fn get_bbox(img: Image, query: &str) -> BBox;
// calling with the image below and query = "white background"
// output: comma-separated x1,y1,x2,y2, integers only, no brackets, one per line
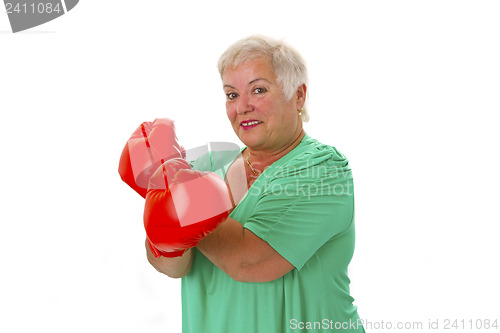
1,1,499,332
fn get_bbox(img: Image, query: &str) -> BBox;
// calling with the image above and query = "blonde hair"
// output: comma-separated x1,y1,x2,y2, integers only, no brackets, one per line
218,35,310,122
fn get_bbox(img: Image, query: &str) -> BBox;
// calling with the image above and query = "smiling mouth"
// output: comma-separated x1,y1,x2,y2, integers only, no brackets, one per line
240,120,263,128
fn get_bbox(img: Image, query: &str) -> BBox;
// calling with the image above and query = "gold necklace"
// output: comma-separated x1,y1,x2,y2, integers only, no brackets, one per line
245,154,258,175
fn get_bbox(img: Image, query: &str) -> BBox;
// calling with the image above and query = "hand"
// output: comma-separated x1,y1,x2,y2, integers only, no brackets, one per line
118,118,184,198
144,158,233,257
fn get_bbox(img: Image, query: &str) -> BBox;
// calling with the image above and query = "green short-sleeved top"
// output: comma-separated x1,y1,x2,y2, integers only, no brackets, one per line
182,134,364,333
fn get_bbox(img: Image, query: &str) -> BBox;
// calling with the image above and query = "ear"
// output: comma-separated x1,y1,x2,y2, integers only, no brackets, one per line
295,84,307,109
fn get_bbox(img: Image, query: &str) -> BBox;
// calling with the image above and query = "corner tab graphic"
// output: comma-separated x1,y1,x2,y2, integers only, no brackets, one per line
4,0,79,33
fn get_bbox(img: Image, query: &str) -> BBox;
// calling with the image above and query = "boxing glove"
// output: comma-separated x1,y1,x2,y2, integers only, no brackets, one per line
118,118,184,198
144,158,233,258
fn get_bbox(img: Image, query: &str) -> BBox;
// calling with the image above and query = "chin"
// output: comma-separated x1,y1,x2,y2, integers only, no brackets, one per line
237,133,253,145
236,127,266,148
241,138,263,149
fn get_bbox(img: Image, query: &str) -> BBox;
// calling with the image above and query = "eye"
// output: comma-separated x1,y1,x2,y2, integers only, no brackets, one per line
226,92,238,100
253,87,267,94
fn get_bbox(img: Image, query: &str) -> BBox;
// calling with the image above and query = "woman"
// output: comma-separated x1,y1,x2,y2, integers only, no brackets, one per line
147,35,365,333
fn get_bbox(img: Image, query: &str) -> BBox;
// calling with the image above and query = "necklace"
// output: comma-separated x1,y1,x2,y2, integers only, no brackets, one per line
245,154,259,175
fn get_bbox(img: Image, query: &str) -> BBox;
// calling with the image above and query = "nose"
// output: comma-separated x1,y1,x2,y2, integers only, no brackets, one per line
236,94,255,115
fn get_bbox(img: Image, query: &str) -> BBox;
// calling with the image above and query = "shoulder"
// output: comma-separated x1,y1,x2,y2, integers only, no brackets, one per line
299,135,348,163
189,143,242,173
272,135,350,180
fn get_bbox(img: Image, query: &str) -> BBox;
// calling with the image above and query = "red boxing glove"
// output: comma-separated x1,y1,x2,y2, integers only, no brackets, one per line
144,158,233,258
118,118,184,198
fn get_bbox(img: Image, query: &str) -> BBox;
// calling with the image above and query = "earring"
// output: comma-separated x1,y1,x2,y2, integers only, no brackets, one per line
298,108,303,116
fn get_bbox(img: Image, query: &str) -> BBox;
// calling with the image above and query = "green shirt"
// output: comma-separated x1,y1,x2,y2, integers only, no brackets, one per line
182,135,364,333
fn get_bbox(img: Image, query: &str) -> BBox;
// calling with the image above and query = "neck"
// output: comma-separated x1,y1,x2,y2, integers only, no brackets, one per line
246,129,306,171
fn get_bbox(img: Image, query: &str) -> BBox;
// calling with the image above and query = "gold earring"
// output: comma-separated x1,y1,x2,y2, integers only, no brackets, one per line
298,108,303,116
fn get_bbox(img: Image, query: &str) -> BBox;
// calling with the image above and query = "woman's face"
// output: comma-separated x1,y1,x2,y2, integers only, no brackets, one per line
222,57,304,153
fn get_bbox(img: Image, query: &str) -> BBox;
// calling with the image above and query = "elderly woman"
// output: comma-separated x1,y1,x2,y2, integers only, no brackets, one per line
145,35,364,333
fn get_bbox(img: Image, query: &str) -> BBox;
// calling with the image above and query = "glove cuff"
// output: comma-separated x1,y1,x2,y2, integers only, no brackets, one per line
147,238,186,258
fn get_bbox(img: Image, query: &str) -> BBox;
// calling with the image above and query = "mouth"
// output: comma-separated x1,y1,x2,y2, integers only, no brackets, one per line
240,120,263,130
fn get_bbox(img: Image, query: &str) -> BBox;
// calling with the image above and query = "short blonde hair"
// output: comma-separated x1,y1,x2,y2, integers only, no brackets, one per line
218,35,310,122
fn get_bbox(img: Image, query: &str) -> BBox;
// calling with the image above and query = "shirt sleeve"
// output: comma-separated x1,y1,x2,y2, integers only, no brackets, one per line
190,147,241,175
243,150,355,270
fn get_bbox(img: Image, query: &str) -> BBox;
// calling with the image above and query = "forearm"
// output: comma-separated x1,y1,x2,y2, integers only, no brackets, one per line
196,219,247,279
197,218,295,282
145,240,193,278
